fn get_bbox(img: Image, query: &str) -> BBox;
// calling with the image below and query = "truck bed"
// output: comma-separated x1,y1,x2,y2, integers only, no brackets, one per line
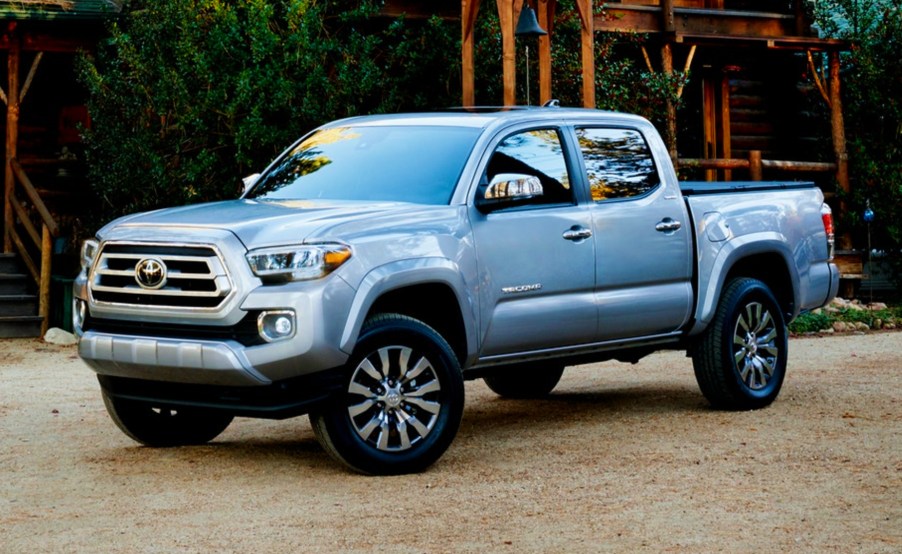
679,181,819,196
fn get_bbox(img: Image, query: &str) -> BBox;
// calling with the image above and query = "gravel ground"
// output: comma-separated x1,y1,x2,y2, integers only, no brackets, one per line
0,332,899,553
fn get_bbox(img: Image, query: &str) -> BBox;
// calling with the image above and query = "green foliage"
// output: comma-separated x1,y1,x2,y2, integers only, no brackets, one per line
789,311,834,334
812,0,902,285
789,305,901,334
78,0,459,225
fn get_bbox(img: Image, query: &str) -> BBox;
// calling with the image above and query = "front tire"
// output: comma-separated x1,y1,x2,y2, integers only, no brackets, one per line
692,277,788,410
101,388,234,446
310,314,464,475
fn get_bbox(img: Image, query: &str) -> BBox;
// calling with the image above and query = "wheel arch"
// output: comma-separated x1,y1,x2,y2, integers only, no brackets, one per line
691,235,800,335
339,259,476,367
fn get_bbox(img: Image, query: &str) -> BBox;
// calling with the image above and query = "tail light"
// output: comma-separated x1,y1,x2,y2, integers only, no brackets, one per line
821,204,835,261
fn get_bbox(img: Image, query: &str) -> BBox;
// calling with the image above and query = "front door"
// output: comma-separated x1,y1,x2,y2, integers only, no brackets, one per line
470,128,597,357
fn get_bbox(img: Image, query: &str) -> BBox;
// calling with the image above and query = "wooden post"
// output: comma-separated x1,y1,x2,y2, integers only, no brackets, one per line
661,0,677,165
462,0,481,106
720,72,732,181
661,0,675,33
496,0,518,106
703,77,716,181
4,33,20,253
749,150,763,181
794,0,807,36
537,0,556,105
829,50,851,250
573,0,594,108
39,224,51,336
662,44,677,165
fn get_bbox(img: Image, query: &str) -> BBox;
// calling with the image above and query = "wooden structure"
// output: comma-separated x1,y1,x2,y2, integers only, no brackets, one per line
388,0,855,287
1,1,120,335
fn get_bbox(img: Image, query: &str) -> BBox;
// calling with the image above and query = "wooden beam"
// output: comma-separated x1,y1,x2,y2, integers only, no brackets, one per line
807,51,830,106
10,194,39,248
39,223,52,336
720,71,731,180
662,0,676,34
496,0,517,106
596,5,800,39
829,50,851,251
702,77,716,180
19,51,42,105
749,150,762,181
662,43,677,164
537,0,556,104
574,0,594,108
4,35,19,252
10,159,59,237
461,0,481,106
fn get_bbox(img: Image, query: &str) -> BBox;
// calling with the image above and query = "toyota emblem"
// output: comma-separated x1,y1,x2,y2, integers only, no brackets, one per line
135,258,167,290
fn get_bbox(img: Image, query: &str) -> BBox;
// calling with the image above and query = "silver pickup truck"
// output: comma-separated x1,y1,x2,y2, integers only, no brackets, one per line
74,107,838,474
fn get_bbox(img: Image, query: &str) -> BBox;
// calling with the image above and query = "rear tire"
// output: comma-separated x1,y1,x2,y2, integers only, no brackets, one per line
310,314,464,475
101,388,233,446
483,362,565,399
692,277,788,410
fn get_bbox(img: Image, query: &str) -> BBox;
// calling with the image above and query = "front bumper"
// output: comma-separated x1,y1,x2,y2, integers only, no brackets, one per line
97,371,345,419
79,331,271,387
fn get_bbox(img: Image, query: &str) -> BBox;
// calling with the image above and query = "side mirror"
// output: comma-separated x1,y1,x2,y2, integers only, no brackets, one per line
242,173,261,194
475,173,544,213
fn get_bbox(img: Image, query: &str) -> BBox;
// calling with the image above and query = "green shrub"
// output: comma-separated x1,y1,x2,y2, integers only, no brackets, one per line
77,0,459,226
813,0,902,286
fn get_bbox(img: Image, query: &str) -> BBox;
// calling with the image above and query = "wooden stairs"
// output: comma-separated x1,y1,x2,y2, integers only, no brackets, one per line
0,253,42,338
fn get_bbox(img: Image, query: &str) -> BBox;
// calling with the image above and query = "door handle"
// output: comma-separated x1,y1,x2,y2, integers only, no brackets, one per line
655,218,682,233
562,226,593,241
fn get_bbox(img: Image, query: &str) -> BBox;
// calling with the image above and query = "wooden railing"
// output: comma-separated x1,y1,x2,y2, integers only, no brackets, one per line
679,150,837,181
5,157,59,335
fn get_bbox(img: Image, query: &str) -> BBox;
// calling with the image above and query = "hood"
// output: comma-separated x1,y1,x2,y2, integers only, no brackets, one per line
109,199,422,248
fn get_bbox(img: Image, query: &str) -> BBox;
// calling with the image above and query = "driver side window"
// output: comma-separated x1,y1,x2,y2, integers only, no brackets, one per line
485,129,574,206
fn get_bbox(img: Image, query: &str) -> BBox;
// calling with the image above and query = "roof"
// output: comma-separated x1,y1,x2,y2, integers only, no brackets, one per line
329,106,651,130
0,0,121,21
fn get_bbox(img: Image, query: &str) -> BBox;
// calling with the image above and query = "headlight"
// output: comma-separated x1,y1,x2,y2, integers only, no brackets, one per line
246,243,352,282
80,239,99,273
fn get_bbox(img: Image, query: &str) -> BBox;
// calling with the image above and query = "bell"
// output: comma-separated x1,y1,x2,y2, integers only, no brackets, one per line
515,3,547,38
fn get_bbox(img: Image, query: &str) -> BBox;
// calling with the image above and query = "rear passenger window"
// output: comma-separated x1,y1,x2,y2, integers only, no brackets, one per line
576,128,660,202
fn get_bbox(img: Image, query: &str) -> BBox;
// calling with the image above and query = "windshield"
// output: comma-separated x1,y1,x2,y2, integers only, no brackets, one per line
247,125,481,205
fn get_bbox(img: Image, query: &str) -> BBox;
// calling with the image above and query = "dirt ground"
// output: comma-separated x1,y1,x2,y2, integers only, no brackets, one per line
0,332,899,553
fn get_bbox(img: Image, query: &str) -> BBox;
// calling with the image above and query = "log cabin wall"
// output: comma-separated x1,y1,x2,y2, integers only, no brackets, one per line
676,49,832,182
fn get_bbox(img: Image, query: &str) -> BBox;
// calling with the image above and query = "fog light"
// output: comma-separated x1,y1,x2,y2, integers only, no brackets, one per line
73,298,87,331
258,310,296,342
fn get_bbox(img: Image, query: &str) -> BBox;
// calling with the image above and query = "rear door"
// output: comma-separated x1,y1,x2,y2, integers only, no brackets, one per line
470,127,597,357
574,125,693,340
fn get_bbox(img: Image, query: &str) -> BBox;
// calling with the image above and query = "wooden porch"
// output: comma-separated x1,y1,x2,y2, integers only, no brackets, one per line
1,4,118,336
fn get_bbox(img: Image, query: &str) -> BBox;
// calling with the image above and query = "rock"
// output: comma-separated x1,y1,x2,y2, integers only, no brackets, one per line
44,328,77,346
821,327,835,334
885,322,897,330
854,322,870,332
833,321,847,332
825,306,840,314
867,302,888,311
830,297,848,308
874,319,883,330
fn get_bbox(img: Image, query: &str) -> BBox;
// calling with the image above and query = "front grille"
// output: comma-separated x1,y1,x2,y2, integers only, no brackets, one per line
90,242,233,309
